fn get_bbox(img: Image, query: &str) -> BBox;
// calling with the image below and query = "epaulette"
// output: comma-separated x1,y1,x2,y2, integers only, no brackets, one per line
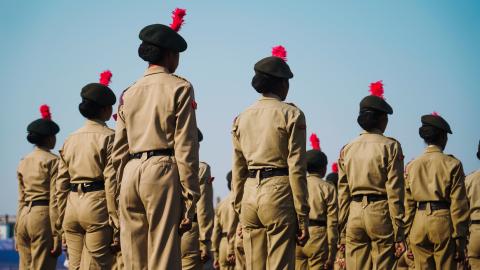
386,136,401,144
447,154,459,160
172,74,189,83
286,102,297,108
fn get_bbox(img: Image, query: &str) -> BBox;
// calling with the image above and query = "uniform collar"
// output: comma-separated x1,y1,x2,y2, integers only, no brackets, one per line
85,119,107,127
34,146,50,153
360,129,384,136
144,66,170,77
424,145,443,154
259,93,282,101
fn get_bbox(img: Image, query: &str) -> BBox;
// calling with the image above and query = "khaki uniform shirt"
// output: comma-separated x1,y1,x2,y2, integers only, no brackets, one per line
56,119,118,236
466,170,480,221
16,147,59,237
212,192,237,259
197,161,214,252
404,145,469,239
231,94,309,228
338,130,405,242
307,173,339,259
111,66,200,220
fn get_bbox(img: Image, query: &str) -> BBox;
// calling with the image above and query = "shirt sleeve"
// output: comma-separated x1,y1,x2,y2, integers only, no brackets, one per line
450,162,469,239
385,141,406,242
286,110,309,229
197,164,214,253
104,134,119,239
403,163,416,240
111,102,130,198
174,83,200,221
55,147,71,237
15,162,26,240
211,204,222,261
337,147,350,244
48,158,60,237
231,116,249,215
326,184,339,262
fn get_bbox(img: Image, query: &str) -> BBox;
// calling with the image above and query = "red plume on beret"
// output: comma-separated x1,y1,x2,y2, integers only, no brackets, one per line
99,70,112,86
310,133,321,150
331,162,338,173
170,8,186,32
432,111,440,116
369,80,385,99
272,45,287,61
40,104,52,120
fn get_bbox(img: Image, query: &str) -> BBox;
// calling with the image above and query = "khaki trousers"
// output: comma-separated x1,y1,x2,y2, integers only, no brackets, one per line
235,231,246,270
112,251,124,270
409,208,455,270
241,176,297,270
217,236,235,270
63,189,113,270
181,221,201,270
346,199,396,270
295,226,328,270
469,223,480,269
119,155,182,270
16,205,58,270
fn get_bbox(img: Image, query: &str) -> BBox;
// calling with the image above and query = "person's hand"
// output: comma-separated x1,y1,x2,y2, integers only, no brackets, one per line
50,236,62,257
227,254,236,266
213,259,220,269
110,236,121,253
336,258,346,269
178,218,192,235
237,225,243,239
15,242,18,252
454,238,466,262
200,248,211,263
395,241,406,258
296,227,309,247
407,249,414,260
338,243,345,253
323,259,333,270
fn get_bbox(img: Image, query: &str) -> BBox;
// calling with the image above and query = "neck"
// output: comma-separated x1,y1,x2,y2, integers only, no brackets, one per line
262,92,282,100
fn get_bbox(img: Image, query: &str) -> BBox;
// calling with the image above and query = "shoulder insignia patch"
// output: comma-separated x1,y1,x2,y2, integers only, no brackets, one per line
191,100,198,110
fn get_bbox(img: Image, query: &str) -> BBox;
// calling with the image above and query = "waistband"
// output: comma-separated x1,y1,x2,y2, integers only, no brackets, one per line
248,168,289,180
221,232,227,238
130,149,174,159
471,220,480,225
351,194,387,202
28,200,49,207
70,181,105,193
418,201,449,211
309,219,327,227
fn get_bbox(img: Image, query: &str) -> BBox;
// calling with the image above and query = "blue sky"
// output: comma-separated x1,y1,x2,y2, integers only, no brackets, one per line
0,1,479,213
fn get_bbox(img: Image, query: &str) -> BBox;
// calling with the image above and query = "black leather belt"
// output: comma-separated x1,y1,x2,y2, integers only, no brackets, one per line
418,201,449,211
70,182,105,193
471,220,480,225
221,232,227,238
309,219,327,227
130,149,174,159
192,214,198,223
352,194,387,202
30,200,49,207
248,168,289,179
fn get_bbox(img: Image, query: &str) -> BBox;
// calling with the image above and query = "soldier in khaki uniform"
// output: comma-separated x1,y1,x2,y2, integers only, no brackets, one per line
338,81,406,269
182,129,215,269
55,71,119,270
296,134,338,270
16,105,62,270
212,171,237,270
111,8,200,270
404,113,469,269
466,141,480,269
231,45,310,270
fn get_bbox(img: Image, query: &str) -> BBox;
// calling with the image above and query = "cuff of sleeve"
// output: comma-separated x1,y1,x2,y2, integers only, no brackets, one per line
297,215,309,230
200,240,211,253
340,236,346,245
394,227,405,242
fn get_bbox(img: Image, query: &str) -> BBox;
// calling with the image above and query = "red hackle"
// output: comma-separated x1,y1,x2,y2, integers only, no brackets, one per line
332,162,338,173
369,80,385,99
40,104,52,120
310,133,321,150
170,8,186,32
272,45,287,61
99,70,112,86
432,111,440,116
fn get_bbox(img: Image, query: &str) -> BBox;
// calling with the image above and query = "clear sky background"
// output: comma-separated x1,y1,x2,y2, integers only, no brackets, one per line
0,1,479,214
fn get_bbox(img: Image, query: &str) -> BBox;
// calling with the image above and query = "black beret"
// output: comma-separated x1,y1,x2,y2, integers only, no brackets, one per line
359,95,393,115
306,150,328,171
198,128,203,142
325,172,338,185
81,83,116,106
477,140,480,160
421,114,452,134
139,24,187,53
226,171,232,183
254,56,293,79
27,119,59,136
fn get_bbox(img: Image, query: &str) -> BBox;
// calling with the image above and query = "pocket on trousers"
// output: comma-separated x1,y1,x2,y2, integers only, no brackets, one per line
428,211,452,245
366,201,393,239
258,176,295,224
